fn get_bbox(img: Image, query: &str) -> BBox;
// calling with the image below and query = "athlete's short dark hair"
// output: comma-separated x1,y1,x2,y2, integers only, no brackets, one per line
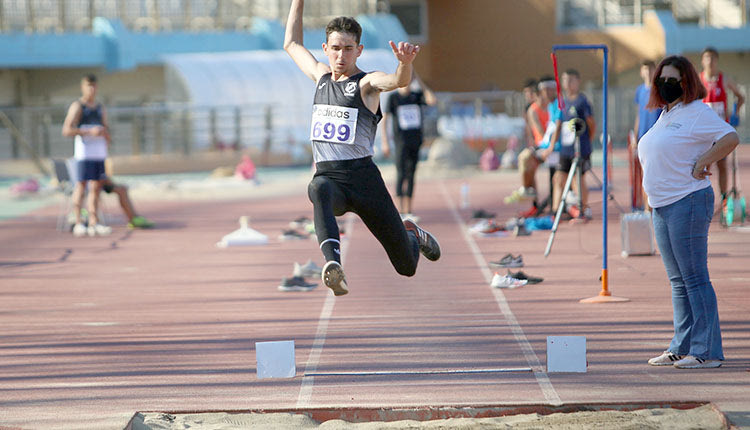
524,78,538,92
701,46,719,58
564,69,580,78
326,16,362,44
82,74,97,84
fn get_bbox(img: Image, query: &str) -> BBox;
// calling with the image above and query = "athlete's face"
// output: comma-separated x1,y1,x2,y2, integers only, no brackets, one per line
540,86,555,104
81,80,97,99
640,65,654,84
562,73,579,94
701,52,717,71
523,87,535,104
323,31,362,75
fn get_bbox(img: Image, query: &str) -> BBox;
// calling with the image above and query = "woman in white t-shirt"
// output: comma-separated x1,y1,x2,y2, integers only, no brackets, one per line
638,56,738,369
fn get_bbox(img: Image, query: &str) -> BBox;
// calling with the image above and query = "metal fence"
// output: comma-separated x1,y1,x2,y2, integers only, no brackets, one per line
0,0,380,33
1,87,747,164
0,103,314,163
558,0,749,28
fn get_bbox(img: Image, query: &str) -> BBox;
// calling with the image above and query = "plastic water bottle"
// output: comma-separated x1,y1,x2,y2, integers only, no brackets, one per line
460,182,470,209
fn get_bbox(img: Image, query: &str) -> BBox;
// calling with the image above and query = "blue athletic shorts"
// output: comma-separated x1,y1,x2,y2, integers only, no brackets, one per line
76,159,106,181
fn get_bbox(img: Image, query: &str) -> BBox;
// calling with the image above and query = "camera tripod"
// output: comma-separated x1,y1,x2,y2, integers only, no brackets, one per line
544,118,587,257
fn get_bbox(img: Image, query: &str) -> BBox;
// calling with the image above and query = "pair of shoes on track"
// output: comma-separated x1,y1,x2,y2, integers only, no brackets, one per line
73,223,112,237
278,260,324,292
490,270,544,288
648,351,722,368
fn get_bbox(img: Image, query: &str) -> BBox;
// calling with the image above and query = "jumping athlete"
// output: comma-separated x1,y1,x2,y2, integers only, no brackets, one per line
283,0,441,296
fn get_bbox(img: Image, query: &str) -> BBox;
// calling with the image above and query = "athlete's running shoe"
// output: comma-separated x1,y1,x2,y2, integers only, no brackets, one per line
490,273,527,289
513,223,531,237
72,223,87,237
277,276,317,292
278,229,308,240
128,215,155,229
472,209,496,219
403,219,441,261
293,260,323,278
289,216,311,229
489,253,523,268
504,187,536,204
507,270,544,284
322,261,348,296
87,224,112,237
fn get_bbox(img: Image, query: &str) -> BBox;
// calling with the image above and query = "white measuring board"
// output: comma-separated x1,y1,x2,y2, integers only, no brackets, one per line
256,340,296,379
547,336,587,373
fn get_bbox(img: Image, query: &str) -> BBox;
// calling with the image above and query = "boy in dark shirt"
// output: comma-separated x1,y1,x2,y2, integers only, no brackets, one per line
553,69,596,218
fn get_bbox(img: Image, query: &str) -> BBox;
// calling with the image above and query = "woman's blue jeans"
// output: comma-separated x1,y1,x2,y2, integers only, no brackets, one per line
652,186,723,360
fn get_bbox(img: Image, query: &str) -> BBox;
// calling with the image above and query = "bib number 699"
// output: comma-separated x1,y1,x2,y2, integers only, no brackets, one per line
313,121,351,142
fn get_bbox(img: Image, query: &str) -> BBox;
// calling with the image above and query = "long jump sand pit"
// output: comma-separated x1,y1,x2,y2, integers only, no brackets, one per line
127,402,729,429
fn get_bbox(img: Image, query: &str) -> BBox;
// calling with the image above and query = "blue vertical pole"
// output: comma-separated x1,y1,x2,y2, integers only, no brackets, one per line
551,44,611,294
602,46,609,291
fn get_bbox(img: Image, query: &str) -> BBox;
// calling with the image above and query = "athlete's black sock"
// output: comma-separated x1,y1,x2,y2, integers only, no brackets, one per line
320,238,341,264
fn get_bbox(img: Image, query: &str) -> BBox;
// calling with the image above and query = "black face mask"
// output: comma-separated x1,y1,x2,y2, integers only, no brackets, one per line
657,80,683,103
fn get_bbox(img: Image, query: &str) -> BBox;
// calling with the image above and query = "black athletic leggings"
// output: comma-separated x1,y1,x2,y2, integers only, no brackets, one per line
394,140,421,198
308,156,419,277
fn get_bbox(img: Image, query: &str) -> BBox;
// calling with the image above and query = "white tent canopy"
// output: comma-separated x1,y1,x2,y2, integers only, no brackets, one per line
163,50,398,154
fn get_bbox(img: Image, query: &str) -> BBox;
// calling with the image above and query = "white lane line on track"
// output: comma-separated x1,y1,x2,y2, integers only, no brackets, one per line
439,181,563,406
305,367,532,376
296,213,355,408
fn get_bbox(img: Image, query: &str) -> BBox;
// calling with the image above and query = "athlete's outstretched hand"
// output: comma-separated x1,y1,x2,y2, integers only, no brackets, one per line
389,40,420,64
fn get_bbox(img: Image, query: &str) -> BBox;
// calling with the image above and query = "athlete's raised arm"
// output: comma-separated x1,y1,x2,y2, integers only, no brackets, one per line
283,0,330,82
362,41,419,95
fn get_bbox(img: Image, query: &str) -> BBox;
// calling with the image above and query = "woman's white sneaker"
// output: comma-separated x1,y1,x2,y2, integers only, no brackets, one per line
647,351,684,366
673,356,722,369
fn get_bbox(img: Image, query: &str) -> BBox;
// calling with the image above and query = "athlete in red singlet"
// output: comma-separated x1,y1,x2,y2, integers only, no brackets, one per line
700,47,745,203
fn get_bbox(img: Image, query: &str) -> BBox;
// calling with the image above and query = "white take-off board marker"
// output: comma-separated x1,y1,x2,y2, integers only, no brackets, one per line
547,336,587,373
256,340,296,379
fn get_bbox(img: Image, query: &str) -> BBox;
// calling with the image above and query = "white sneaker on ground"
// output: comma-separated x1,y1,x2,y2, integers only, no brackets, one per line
322,261,348,296
72,223,87,237
647,350,684,366
673,355,722,369
87,224,112,237
490,273,527,289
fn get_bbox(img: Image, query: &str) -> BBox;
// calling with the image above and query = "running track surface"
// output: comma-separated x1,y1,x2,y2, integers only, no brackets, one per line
1,147,749,429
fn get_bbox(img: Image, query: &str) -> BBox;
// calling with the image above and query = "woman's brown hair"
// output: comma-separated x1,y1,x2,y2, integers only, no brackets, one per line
647,55,707,109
